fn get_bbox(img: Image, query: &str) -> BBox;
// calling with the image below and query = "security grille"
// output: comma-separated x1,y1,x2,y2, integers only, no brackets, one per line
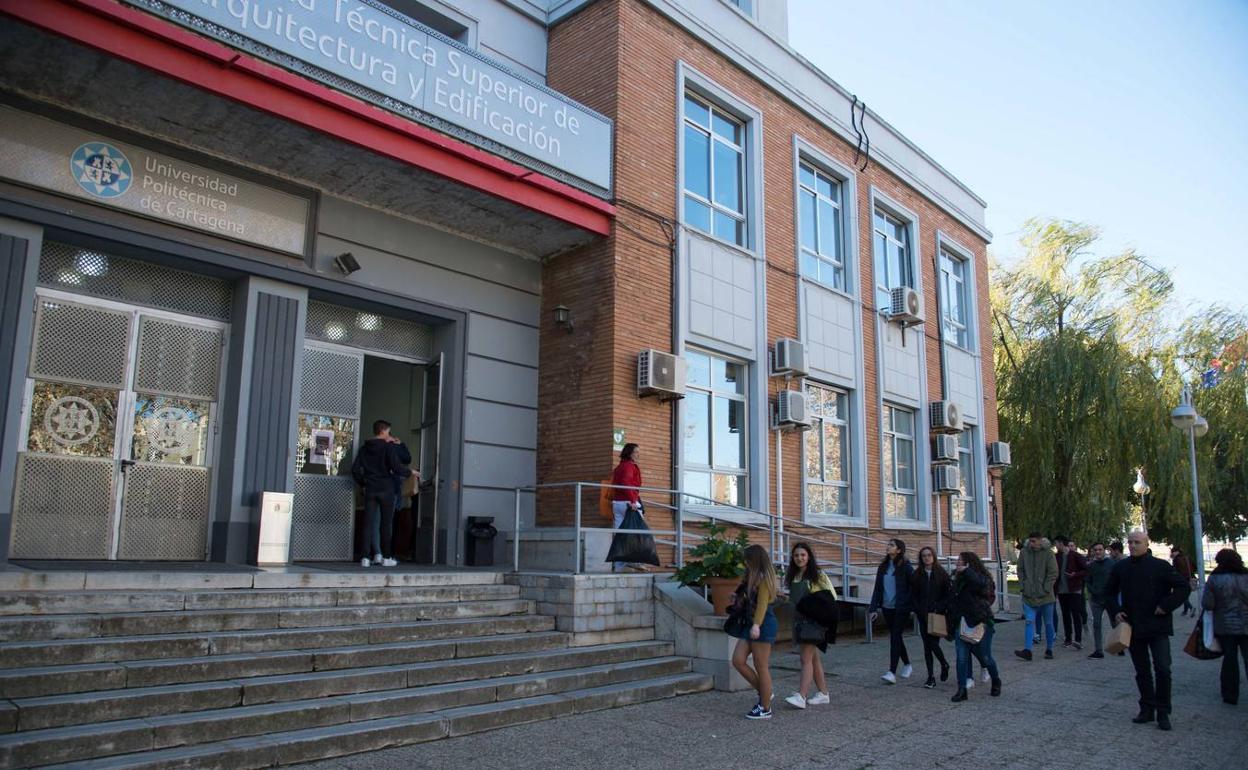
299,346,362,418
290,475,356,561
38,241,232,321
305,301,432,361
10,454,115,559
134,317,223,400
30,300,130,388
117,464,211,560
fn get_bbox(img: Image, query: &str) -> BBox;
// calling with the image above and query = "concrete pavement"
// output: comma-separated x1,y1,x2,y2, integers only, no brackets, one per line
289,613,1245,770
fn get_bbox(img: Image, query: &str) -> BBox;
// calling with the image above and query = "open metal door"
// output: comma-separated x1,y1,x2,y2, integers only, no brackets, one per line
414,354,442,564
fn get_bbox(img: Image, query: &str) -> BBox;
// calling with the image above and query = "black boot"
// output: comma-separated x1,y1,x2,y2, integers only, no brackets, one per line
1157,713,1172,731
951,689,968,703
990,678,1002,697
1132,708,1155,724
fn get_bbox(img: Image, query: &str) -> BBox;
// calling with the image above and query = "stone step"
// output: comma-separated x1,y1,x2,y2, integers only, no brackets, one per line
0,570,507,594
3,631,569,700
0,599,537,667
20,672,711,770
0,583,521,622
10,641,675,730
0,615,557,699
0,658,693,768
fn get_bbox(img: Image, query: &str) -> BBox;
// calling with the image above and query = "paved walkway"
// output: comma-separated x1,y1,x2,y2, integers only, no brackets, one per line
292,613,1245,770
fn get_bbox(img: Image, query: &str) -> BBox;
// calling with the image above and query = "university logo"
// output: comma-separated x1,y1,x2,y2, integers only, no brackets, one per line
70,142,133,198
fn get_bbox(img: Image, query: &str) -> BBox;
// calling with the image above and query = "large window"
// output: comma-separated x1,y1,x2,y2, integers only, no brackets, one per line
873,207,913,308
953,428,979,525
683,93,747,247
683,350,748,506
939,248,970,348
882,404,918,520
805,383,850,517
798,162,845,290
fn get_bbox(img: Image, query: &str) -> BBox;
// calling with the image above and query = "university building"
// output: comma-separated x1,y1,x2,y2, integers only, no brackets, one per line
0,0,1002,572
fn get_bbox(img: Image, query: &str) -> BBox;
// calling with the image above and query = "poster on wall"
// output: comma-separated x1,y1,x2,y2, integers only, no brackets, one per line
310,429,336,470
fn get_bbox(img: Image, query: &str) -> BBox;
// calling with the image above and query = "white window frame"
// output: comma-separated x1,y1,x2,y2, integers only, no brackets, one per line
797,160,847,292
869,191,919,310
803,381,852,520
882,402,919,522
723,0,756,18
682,92,747,248
935,231,978,352
950,423,988,532
939,247,970,350
682,349,750,509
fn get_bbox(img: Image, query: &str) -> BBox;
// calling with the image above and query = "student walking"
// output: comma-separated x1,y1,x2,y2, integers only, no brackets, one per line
1171,546,1196,616
1201,548,1248,705
868,539,915,684
729,544,779,719
1015,533,1058,661
1055,536,1088,649
1086,541,1117,658
783,543,834,709
351,420,404,568
1106,529,1190,731
948,551,1001,702
910,546,951,689
609,443,643,572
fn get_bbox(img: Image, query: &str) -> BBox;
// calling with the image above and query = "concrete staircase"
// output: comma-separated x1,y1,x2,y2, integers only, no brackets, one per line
0,571,711,769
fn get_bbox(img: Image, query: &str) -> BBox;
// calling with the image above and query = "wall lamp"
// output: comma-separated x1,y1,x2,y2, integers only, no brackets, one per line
333,252,361,276
553,304,574,333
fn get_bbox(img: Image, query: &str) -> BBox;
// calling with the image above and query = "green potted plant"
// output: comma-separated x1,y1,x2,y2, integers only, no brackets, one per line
672,522,751,614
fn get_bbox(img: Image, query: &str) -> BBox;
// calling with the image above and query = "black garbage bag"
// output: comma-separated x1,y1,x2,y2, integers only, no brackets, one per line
605,506,660,566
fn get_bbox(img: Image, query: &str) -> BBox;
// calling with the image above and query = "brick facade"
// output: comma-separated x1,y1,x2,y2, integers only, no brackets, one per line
540,0,1001,561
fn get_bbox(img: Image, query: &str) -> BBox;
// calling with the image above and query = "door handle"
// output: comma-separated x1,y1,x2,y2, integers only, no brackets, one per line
120,460,136,470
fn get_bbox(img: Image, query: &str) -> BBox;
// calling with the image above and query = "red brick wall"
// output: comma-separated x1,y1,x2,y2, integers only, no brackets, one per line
544,0,1001,559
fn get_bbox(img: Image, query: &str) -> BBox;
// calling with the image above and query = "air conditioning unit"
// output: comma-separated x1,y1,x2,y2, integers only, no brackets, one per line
776,390,811,428
987,441,1012,468
887,286,923,325
929,400,964,434
932,464,961,495
931,434,958,464
637,349,686,399
772,338,809,377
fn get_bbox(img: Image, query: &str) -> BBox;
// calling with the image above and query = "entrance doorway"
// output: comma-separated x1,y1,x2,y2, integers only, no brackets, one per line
10,291,225,560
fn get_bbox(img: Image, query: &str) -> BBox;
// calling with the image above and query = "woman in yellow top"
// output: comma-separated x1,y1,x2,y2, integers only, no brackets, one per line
783,542,836,709
730,544,779,719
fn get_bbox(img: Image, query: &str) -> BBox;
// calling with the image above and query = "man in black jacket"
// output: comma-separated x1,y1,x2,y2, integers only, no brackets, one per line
1106,529,1191,731
351,420,404,568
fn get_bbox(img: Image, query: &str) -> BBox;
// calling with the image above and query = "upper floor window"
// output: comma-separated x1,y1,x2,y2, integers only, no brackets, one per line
683,350,748,506
798,162,845,291
939,248,970,348
805,382,851,517
873,208,913,308
725,0,755,14
882,403,918,520
953,428,979,525
683,94,746,247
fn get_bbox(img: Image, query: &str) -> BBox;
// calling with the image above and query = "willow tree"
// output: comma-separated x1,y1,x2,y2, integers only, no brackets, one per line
992,218,1174,544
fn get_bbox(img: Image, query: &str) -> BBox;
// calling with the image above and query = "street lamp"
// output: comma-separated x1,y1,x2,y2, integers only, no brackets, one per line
1170,386,1207,591
1133,468,1150,530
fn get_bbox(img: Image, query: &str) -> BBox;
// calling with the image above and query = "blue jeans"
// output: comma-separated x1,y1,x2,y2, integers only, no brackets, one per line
1023,602,1056,651
956,623,999,685
363,489,395,559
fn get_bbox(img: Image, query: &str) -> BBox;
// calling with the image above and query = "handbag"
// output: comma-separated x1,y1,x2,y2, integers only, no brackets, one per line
795,618,827,644
958,618,984,644
1202,610,1222,653
722,583,753,638
1105,620,1132,654
927,612,948,637
1183,614,1223,660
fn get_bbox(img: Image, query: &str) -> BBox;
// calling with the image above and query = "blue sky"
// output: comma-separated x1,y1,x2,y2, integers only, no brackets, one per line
788,0,1248,311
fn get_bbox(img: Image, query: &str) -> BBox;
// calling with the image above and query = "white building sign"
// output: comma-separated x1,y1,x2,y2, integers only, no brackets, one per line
127,0,613,192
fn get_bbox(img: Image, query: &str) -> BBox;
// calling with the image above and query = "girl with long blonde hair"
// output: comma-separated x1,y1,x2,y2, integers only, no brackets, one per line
729,544,779,719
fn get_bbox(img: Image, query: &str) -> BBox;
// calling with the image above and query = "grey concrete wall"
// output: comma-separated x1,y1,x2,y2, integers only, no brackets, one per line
0,220,42,561
314,197,540,553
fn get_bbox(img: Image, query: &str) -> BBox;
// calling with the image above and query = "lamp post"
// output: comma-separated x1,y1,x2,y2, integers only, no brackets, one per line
1133,468,1150,531
1169,386,1208,591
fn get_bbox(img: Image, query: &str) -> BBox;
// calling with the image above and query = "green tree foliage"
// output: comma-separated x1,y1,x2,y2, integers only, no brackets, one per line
992,219,1247,549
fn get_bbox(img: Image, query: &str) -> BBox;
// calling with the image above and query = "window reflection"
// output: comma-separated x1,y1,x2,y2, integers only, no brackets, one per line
296,414,356,475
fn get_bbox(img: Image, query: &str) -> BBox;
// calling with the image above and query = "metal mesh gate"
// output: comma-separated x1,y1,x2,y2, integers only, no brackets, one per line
299,346,361,417
30,300,130,387
135,318,223,400
11,455,115,559
290,475,357,561
118,464,211,560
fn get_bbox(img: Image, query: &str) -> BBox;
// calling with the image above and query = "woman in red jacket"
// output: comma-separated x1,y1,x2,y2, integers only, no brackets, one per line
610,443,643,572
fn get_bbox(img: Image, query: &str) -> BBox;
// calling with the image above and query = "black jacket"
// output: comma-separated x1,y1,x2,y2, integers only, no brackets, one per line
1105,551,1190,638
351,438,403,493
869,558,915,613
795,590,840,647
910,566,952,614
947,567,995,631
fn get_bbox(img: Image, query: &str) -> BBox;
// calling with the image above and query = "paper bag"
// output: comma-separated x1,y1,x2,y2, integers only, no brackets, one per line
1105,620,1132,654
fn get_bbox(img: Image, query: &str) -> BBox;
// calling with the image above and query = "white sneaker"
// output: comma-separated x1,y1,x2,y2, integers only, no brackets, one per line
785,693,806,709
881,671,897,684
982,669,992,683
899,663,913,679
360,557,370,568
966,678,975,689
373,554,383,564
807,692,830,705
382,558,397,567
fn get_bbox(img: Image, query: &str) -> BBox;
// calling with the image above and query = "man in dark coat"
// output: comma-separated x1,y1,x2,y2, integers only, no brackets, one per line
1106,529,1191,731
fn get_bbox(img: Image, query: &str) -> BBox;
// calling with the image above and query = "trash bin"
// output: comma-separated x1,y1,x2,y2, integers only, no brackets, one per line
465,516,498,567
256,492,294,566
